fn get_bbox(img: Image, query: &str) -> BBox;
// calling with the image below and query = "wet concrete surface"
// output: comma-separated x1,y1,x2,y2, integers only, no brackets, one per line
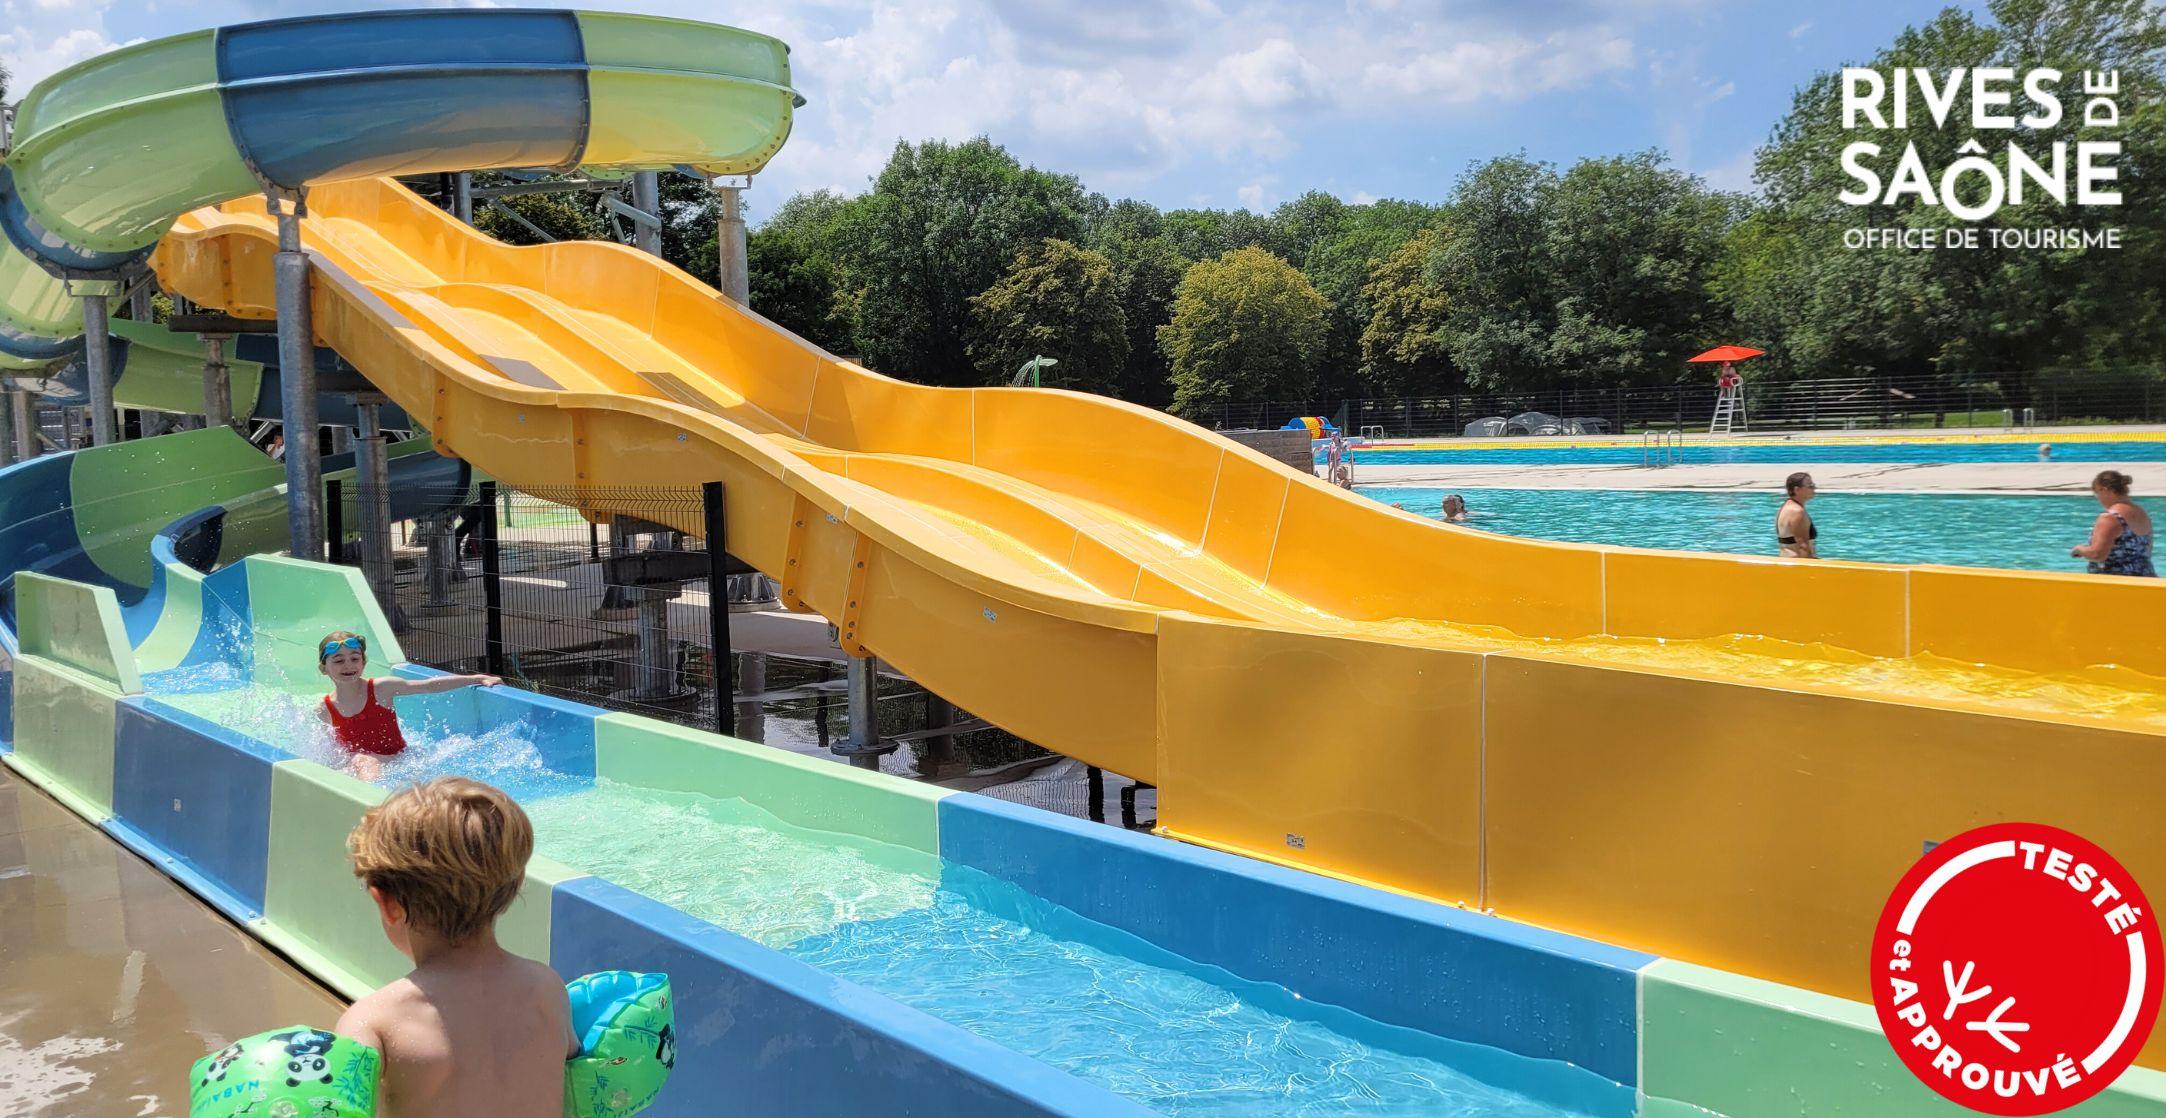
0,765,343,1117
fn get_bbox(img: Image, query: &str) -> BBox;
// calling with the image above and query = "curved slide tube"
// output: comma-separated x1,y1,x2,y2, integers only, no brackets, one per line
35,317,415,430
8,8,2162,1060
0,425,465,664
0,8,798,363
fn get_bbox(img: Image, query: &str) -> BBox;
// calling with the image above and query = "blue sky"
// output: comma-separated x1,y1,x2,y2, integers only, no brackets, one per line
4,0,1972,220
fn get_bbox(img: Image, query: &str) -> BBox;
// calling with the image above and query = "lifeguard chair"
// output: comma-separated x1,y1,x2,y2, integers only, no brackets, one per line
1688,345,1764,435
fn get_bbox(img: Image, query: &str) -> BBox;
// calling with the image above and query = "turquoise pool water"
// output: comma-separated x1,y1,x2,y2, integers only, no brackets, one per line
1345,438,2166,466
530,781,1627,1117
1359,486,2149,571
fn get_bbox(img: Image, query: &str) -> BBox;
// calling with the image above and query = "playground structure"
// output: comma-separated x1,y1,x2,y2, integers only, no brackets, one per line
1,9,2164,1114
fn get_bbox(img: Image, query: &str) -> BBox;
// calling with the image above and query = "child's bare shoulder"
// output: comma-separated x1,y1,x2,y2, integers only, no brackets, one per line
335,976,428,1042
510,956,571,1005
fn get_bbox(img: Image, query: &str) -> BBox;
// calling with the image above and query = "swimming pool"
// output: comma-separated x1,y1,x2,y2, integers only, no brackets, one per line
1346,437,2166,466
1359,486,2148,572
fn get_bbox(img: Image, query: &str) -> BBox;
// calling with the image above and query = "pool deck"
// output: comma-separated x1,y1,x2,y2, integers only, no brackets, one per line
1355,460,2121,494
0,764,345,1117
1352,422,2166,493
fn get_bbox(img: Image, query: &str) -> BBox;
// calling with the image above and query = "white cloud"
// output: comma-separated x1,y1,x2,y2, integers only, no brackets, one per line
1,0,123,96
4,0,1724,215
1361,28,1636,102
1789,21,1812,39
1704,79,1735,105
1698,145,1759,194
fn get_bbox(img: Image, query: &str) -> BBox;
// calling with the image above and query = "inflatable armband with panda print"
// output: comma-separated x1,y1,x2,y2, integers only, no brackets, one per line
187,972,672,1118
563,971,676,1118
188,1026,379,1118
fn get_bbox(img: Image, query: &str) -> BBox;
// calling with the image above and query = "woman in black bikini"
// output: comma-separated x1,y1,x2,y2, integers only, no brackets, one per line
1777,472,1818,558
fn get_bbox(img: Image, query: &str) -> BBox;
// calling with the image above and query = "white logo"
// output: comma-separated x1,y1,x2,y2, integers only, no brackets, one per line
1838,67,2124,250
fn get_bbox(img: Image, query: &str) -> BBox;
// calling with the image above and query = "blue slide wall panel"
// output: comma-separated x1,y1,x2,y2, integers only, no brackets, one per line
108,697,279,920
937,793,1651,1087
550,875,1153,1118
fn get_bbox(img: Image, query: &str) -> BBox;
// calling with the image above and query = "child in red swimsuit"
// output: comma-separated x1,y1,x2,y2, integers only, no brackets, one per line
318,631,502,781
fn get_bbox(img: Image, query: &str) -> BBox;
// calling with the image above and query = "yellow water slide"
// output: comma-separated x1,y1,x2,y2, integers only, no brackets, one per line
152,179,2166,1061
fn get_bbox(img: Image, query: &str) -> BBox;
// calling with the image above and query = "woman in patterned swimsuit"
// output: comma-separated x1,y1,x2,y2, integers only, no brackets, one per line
2071,470,2156,577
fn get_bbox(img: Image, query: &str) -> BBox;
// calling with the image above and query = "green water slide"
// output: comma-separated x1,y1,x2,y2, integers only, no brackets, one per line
0,10,797,366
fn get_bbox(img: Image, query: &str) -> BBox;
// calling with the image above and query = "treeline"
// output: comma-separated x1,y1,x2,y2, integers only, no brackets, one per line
473,0,2164,414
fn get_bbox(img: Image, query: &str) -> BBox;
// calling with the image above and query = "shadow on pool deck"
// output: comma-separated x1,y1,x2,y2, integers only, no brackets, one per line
0,765,344,1117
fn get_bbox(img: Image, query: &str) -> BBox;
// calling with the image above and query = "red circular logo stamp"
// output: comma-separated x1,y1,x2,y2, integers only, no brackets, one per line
1873,823,2162,1115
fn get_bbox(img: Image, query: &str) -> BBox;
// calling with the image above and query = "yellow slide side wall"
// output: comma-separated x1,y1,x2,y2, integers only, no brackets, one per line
1155,621,2166,1070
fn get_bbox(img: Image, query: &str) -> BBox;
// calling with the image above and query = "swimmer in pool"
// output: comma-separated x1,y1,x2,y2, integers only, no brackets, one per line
1776,472,1818,558
319,631,500,781
2040,443,2054,461
1440,494,1468,523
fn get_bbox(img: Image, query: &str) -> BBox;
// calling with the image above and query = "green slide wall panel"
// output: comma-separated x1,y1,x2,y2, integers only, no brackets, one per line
7,656,123,820
14,572,141,692
68,426,283,592
261,760,578,1001
134,562,206,674
243,556,406,694
1640,959,2166,1116
106,318,268,417
593,713,948,856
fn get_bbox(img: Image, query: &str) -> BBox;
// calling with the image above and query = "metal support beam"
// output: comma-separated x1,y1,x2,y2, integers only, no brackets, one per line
201,334,235,429
843,654,882,770
14,392,36,460
81,292,116,445
0,389,17,467
270,190,324,560
454,172,473,223
632,589,677,698
421,513,457,609
713,181,748,303
484,199,560,243
629,171,663,256
354,396,406,630
479,480,505,677
702,480,737,735
328,425,353,455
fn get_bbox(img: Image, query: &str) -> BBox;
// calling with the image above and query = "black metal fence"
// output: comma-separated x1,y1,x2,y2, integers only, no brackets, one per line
353,481,740,729
1198,368,2166,438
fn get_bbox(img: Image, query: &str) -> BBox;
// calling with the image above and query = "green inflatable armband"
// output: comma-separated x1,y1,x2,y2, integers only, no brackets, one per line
189,1026,379,1118
564,971,675,1118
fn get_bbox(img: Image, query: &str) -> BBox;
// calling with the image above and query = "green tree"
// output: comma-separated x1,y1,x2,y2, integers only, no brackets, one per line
743,190,857,351
1092,233,1188,405
833,138,1092,384
1298,198,1445,395
1359,229,1455,395
1544,152,1736,385
1160,208,1276,261
1158,246,1330,417
966,239,1129,395
1432,155,1560,390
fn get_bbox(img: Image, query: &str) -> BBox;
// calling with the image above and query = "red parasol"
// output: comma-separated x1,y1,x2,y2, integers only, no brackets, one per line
1688,345,1765,363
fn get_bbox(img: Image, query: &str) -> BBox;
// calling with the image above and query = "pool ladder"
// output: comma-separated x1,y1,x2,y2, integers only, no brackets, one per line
1641,429,1683,468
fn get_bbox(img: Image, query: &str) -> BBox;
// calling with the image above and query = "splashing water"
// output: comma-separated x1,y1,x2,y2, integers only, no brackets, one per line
151,676,584,799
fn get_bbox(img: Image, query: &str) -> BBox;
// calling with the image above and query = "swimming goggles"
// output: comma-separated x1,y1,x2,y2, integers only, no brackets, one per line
320,635,366,661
